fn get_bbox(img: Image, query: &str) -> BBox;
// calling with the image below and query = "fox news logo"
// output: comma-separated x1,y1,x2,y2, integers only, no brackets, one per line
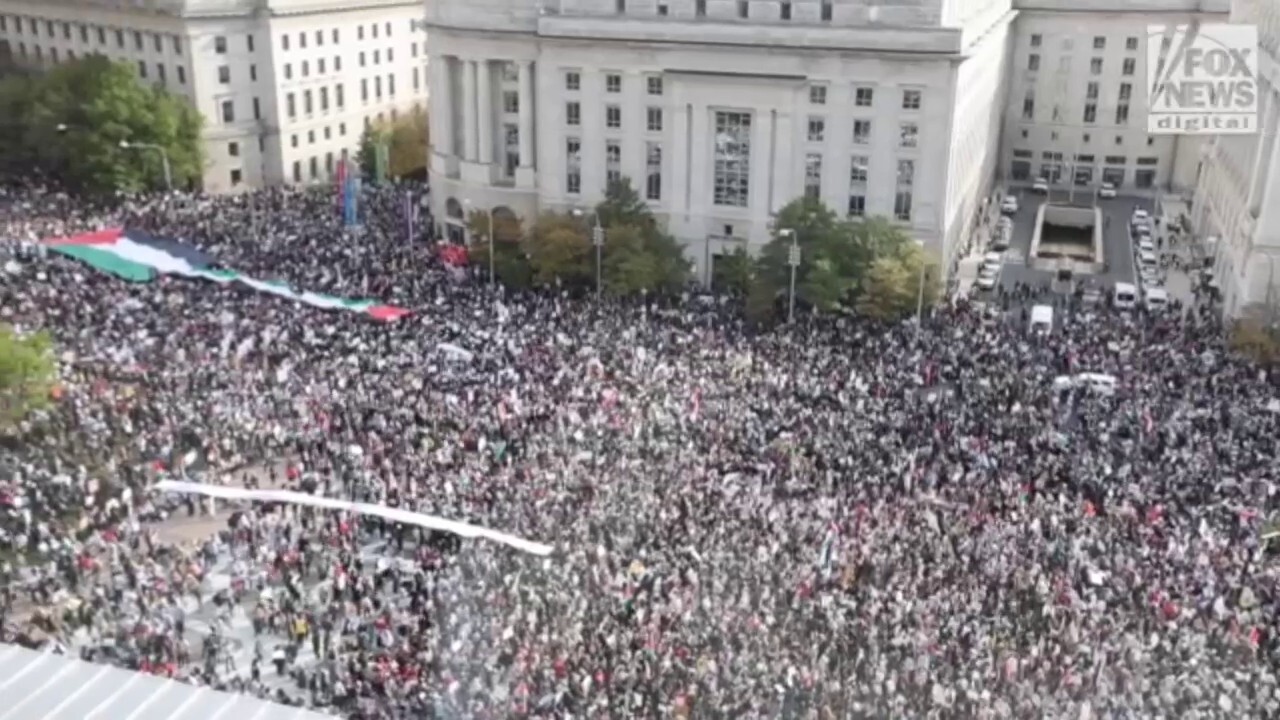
1147,23,1258,135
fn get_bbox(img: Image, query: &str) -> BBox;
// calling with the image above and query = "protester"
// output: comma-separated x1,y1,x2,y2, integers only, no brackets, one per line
1,181,1279,719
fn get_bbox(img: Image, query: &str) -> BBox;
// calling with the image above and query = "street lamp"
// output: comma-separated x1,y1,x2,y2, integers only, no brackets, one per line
118,140,173,191
780,228,799,324
463,198,495,286
572,208,605,299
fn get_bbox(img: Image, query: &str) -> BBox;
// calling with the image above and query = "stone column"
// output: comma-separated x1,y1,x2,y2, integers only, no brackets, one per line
462,60,478,162
476,60,494,165
430,56,453,157
518,61,535,170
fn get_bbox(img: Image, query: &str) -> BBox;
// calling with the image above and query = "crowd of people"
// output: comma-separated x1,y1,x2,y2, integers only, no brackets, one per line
1,181,1279,719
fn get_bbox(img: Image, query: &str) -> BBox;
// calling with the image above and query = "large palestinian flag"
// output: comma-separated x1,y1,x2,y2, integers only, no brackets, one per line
46,228,409,321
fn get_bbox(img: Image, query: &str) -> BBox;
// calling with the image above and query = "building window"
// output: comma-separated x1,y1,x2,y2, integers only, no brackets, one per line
503,90,519,114
1028,54,1040,71
566,137,581,194
1090,57,1103,75
713,111,751,207
359,52,366,67
134,30,142,50
228,141,240,157
325,152,334,174
605,140,621,185
361,79,368,102
1086,82,1098,100
230,168,242,185
647,107,663,132
566,101,581,126
304,90,313,114
302,61,309,77
388,74,395,97
647,76,663,95
177,66,186,84
852,119,871,145
1116,104,1129,124
292,161,301,182
737,0,748,18
820,1,832,20
357,25,364,40
248,64,257,81
336,85,344,107
310,157,318,179
854,87,873,107
1136,156,1159,166
333,29,339,43
606,73,621,93
214,35,226,53
809,85,827,105
137,60,147,78
282,33,290,50
287,93,296,118
316,30,323,46
847,194,866,217
902,89,921,110
894,159,914,221
848,156,868,216
1135,169,1155,188
253,97,261,119
1022,92,1035,120
320,87,329,111
1119,83,1132,101
1030,33,1041,47
566,71,580,91
646,142,662,200
218,65,230,83
157,64,166,84
696,0,706,15
1093,36,1105,50
606,105,622,129
247,34,255,52
504,124,519,177
807,117,825,142
1125,36,1138,51
299,31,307,49
308,130,315,144
1083,103,1097,123
284,64,292,80
1121,58,1135,76
899,122,918,148
221,100,235,123
804,153,822,200
291,134,299,148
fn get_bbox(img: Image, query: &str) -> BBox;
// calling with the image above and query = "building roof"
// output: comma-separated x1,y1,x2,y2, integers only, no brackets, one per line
0,644,331,720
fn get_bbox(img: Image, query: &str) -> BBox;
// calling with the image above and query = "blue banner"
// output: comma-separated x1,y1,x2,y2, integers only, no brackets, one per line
343,176,360,226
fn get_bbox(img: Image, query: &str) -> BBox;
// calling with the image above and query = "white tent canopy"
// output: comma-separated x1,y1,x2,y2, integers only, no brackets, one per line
0,643,329,720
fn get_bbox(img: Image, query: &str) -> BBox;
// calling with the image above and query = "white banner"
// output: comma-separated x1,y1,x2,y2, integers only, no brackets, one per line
154,480,554,556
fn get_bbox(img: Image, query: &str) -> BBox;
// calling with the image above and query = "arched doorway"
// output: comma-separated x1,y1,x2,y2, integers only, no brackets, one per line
445,197,465,244
490,206,521,242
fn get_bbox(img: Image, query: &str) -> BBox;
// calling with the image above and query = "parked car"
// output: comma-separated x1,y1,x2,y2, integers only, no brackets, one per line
1114,282,1138,310
1132,208,1150,223
1031,178,1050,194
1098,182,1118,199
1144,287,1170,312
982,252,1004,276
1001,196,1019,214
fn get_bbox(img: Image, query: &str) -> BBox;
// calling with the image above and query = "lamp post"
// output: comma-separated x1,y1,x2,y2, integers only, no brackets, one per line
781,228,799,324
572,208,605,299
914,239,929,336
464,199,495,285
119,140,173,191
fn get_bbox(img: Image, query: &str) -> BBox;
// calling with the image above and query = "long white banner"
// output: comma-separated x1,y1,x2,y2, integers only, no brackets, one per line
154,480,554,556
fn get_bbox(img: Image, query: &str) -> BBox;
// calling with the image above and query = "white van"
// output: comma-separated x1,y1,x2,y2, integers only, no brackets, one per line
1029,304,1053,334
1138,250,1158,268
1114,282,1138,310
1145,287,1169,312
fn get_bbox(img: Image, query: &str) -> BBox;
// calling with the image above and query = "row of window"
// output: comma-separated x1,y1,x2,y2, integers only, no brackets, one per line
1027,53,1138,76
1028,33,1147,53
615,0,838,22
1012,149,1160,167
279,21,407,52
807,117,919,149
10,44,192,86
808,85,921,112
1016,126,1159,150
807,155,915,220
1010,161,1159,189
0,15,183,55
1022,82,1135,126
564,70,662,94
281,69,422,121
564,138,664,200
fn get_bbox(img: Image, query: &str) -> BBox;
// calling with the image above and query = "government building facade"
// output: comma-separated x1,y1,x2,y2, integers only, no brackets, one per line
425,0,1015,283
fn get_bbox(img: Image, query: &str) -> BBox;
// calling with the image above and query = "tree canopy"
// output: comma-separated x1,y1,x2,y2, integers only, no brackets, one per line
751,198,940,322
0,325,56,432
358,105,429,182
468,179,690,295
0,55,204,193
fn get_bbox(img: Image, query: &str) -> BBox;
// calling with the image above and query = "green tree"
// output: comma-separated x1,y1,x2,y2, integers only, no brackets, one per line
712,247,755,296
754,197,859,314
593,179,690,294
358,105,430,181
856,241,941,321
6,56,203,193
467,210,533,288
0,325,56,432
526,213,593,287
